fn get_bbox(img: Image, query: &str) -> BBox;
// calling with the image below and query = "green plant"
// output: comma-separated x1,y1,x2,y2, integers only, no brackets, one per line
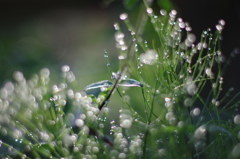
0,1,240,159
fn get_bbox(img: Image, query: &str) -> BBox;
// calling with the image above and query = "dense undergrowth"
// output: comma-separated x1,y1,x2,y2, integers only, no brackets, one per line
0,0,240,158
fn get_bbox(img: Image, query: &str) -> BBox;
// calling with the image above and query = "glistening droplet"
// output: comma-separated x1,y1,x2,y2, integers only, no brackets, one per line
120,13,128,20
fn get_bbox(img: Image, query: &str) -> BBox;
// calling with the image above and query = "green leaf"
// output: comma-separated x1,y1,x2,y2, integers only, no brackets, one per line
84,80,113,91
84,79,142,97
84,80,113,97
123,0,140,9
118,79,143,87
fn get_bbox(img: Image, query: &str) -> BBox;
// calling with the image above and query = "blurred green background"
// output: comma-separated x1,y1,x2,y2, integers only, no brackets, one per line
0,1,122,89
0,0,239,91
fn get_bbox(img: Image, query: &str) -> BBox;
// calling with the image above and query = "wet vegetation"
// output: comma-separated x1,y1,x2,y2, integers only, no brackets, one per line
0,0,240,158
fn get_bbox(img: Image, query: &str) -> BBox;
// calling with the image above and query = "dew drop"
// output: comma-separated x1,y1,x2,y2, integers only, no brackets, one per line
87,111,94,117
177,121,184,128
216,24,223,31
202,42,207,48
211,99,216,105
75,92,82,99
194,125,207,140
205,68,212,76
92,146,99,153
66,72,76,82
146,8,153,14
75,119,84,128
61,65,70,73
178,18,183,22
73,146,79,152
186,26,192,32
21,154,27,159
215,101,220,106
113,23,120,30
102,107,109,114
115,32,124,42
219,19,225,26
165,112,175,120
169,117,177,125
4,82,14,95
164,97,171,103
234,114,240,125
170,10,177,16
104,53,108,57
120,13,128,20
179,74,184,78
179,22,185,28
118,54,127,60
212,83,217,88
80,114,86,120
187,33,196,43
118,152,126,159
121,119,132,129
13,71,24,82
131,31,135,35
193,107,201,116
184,98,192,107
219,77,223,84
139,49,158,65
186,77,196,95
40,68,50,78
67,89,74,99
159,9,167,16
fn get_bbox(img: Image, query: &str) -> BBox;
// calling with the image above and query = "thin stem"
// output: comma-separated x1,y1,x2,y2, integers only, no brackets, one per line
1,141,31,159
99,1,151,111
